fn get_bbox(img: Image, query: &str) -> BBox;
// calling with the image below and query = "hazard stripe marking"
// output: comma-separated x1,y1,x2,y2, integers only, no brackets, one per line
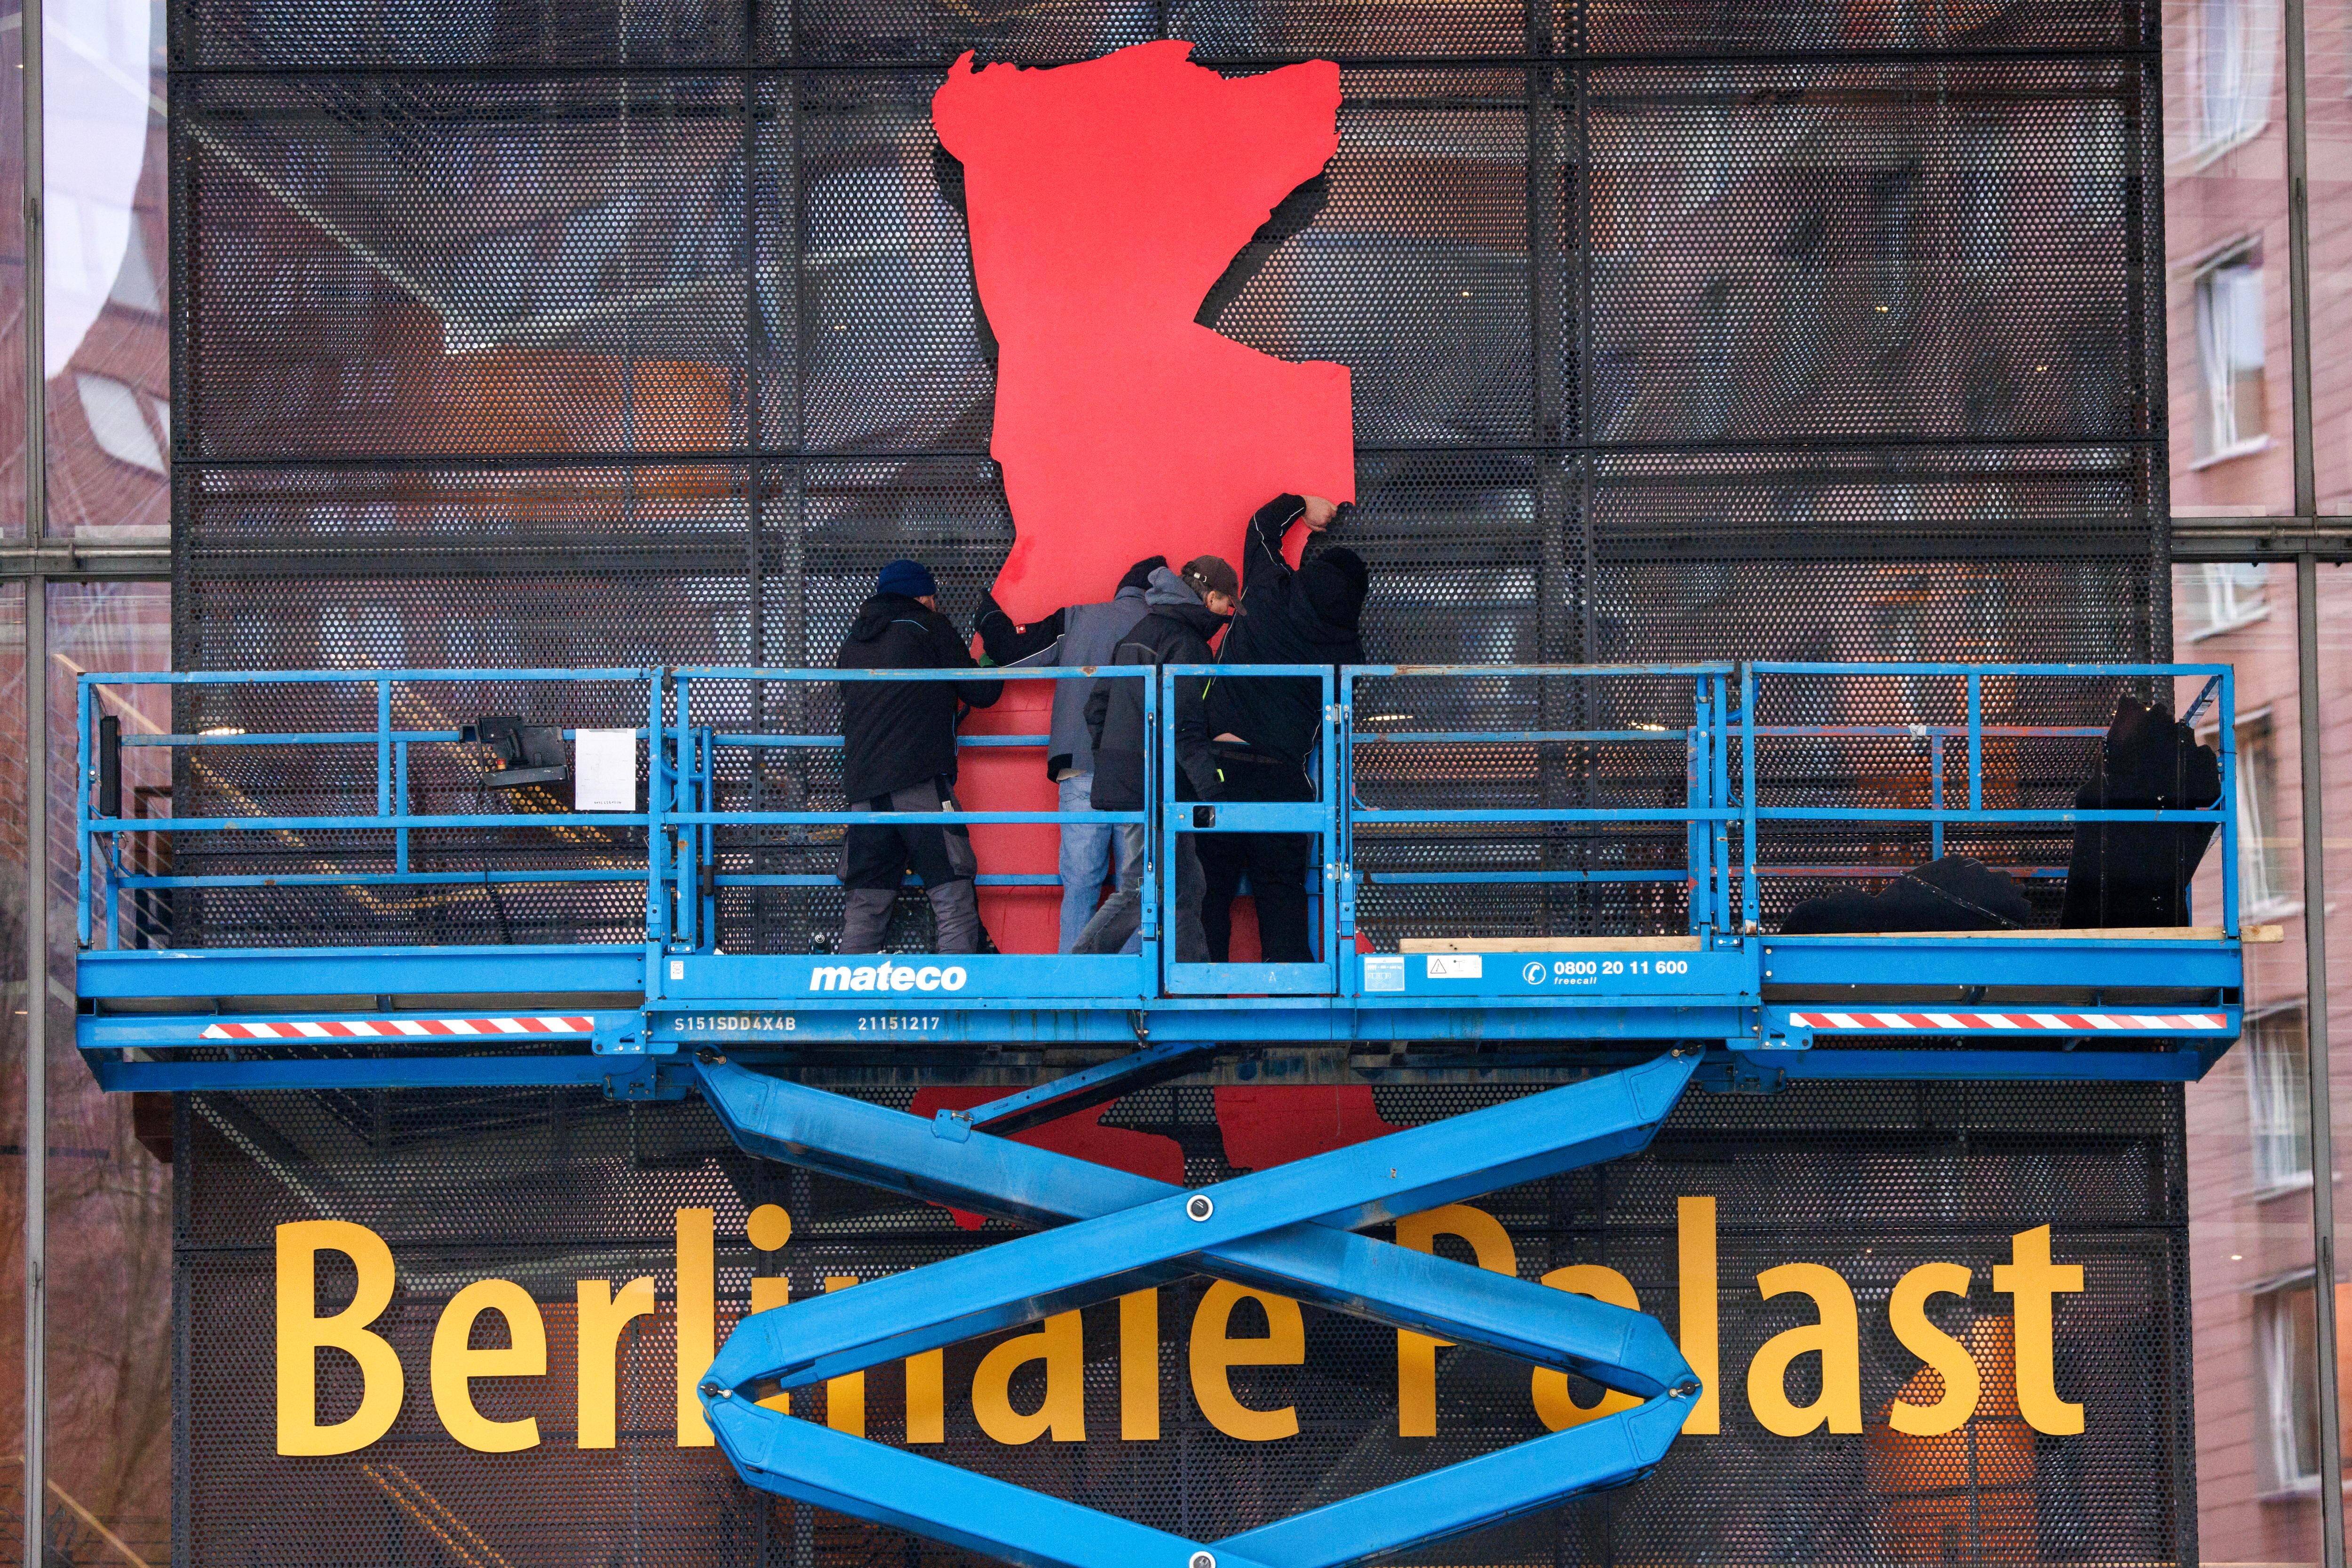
1787,1011,2228,1032
199,1016,595,1040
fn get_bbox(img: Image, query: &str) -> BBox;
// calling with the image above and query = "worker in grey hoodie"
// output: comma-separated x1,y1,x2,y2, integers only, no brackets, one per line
1068,557,1239,962
976,556,1165,951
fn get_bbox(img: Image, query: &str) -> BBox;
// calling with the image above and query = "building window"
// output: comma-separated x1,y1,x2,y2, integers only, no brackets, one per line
2193,253,2268,460
2236,719,2288,914
2257,1280,2321,1491
2245,1007,2311,1190
74,373,166,474
2196,0,2278,153
2185,562,2270,638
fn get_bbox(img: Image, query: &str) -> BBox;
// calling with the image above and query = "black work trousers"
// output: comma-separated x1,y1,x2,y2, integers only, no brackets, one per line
838,777,981,954
1198,750,1318,964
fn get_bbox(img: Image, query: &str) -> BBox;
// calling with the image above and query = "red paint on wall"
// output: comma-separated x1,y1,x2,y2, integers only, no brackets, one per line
1215,1085,1404,1172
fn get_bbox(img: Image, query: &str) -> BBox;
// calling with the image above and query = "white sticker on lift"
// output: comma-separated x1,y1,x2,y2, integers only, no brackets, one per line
670,959,685,981
1362,955,1406,993
1425,954,1483,981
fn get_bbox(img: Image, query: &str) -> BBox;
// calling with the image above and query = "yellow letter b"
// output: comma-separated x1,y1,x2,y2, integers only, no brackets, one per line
277,1220,404,1455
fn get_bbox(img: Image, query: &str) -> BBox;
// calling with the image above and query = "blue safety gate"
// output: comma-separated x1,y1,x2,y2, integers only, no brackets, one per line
69,660,2249,1568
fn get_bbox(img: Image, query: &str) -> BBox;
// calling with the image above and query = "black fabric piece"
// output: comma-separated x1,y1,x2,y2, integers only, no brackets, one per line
1205,495,1367,771
1084,567,1228,810
1298,547,1368,630
1200,748,1319,963
835,593,1001,803
838,777,978,892
2059,698,2222,928
1119,555,1168,594
1777,855,2032,934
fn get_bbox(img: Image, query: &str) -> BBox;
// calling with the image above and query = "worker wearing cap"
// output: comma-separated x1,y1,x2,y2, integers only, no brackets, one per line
834,559,1003,955
1201,494,1367,962
1071,556,1240,961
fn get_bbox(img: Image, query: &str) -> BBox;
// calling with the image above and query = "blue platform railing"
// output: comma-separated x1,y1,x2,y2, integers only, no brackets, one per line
70,659,2248,1085
666,664,1158,957
73,660,2242,954
75,667,664,950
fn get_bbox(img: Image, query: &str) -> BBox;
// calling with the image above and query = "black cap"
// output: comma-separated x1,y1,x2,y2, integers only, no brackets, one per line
1182,555,1240,604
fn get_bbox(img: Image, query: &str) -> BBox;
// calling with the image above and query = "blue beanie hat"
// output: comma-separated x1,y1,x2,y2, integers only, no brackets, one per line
876,559,938,600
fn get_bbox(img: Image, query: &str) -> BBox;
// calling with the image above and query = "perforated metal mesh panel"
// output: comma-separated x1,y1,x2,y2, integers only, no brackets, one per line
167,0,2168,944
180,1078,2192,1567
169,0,2182,1551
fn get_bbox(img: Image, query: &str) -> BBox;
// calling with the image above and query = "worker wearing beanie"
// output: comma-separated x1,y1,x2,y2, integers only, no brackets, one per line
834,559,1003,955
1071,556,1240,962
974,556,1167,951
1201,494,1368,963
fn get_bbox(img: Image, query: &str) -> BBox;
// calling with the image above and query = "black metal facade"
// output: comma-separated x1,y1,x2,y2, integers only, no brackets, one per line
163,0,2171,951
169,0,2170,692
178,1079,2193,1568
167,0,2185,1562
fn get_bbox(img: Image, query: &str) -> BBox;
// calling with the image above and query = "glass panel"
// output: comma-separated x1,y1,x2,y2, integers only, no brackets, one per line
40,0,167,540
0,0,24,537
0,586,25,1552
42,582,171,1563
2177,562,2322,1555
2167,0,2294,512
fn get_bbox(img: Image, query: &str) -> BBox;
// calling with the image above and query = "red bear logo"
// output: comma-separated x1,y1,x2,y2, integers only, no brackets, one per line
934,41,1356,621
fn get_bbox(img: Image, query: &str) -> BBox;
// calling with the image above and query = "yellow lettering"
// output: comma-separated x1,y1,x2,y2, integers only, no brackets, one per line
1190,1283,1303,1441
1747,1262,1861,1436
749,1279,791,1411
431,1278,546,1453
1394,1204,1517,1437
1994,1225,2084,1434
1120,1289,1160,1440
1886,1262,1979,1436
675,1209,715,1447
906,1350,945,1443
1678,1195,1719,1434
824,1276,865,1437
749,1204,791,1411
276,1220,405,1456
1532,1266,1641,1431
972,1312,1086,1443
575,1277,656,1448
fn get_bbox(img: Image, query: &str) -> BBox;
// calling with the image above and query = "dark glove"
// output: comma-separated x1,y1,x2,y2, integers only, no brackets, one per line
972,591,1016,664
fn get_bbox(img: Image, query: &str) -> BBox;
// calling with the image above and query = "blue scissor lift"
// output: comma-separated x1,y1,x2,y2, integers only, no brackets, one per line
73,660,2250,1568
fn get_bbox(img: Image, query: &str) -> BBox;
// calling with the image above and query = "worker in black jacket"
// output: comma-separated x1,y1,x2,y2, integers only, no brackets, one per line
1071,557,1239,962
834,559,1002,954
1201,494,1366,962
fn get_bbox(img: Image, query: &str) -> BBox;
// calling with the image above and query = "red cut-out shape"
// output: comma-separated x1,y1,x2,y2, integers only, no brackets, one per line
933,41,1356,624
955,676,1063,954
910,1088,1187,1230
1215,1085,1404,1173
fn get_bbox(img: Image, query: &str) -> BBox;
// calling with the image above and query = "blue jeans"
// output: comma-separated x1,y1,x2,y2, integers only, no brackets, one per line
1056,772,1125,953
